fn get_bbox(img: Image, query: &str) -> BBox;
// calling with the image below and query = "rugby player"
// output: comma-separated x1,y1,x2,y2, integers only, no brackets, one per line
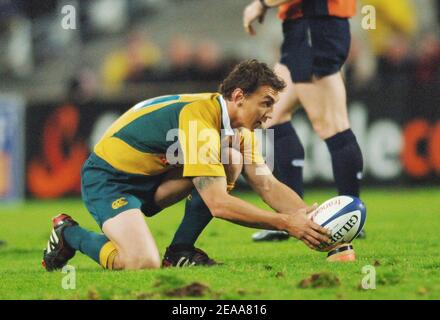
243,0,365,242
42,59,331,271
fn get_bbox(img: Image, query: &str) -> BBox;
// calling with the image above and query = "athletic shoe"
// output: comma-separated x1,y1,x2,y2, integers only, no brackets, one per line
42,214,77,271
162,245,219,267
252,230,290,242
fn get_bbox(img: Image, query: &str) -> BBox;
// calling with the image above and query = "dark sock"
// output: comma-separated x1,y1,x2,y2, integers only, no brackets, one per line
64,225,109,264
170,189,213,248
325,129,363,197
270,121,304,198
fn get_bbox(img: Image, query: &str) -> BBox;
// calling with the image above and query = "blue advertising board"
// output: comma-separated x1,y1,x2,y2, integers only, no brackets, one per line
0,95,25,203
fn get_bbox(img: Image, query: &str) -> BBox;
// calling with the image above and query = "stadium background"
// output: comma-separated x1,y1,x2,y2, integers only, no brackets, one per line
0,0,440,300
1,0,440,201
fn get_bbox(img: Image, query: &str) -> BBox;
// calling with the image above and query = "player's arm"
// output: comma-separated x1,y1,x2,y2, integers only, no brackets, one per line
243,0,292,35
192,176,330,250
242,163,315,215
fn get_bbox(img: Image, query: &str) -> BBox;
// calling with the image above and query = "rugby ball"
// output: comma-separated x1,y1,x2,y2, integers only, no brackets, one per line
308,196,366,248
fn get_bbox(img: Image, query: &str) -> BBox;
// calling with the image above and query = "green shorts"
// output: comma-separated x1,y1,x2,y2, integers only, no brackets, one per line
81,153,164,228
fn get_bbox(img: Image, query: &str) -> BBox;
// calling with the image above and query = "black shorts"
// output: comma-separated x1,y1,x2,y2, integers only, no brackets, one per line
280,17,351,83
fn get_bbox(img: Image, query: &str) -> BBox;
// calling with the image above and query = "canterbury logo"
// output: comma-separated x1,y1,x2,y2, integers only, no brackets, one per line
112,197,128,209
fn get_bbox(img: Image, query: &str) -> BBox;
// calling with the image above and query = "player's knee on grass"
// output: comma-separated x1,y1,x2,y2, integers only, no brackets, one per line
223,147,243,192
113,241,161,270
102,209,161,270
104,242,161,270
116,251,161,270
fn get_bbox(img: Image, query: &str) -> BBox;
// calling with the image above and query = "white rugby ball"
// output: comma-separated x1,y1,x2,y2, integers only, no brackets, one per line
308,195,366,248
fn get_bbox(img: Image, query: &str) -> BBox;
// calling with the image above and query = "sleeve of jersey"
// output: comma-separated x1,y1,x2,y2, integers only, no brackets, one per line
179,103,226,177
239,128,266,165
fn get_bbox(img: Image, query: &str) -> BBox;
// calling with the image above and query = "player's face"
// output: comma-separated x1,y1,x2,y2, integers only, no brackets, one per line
240,86,279,130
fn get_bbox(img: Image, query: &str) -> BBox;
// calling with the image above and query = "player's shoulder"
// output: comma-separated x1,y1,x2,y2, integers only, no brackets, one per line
179,92,221,105
179,93,222,115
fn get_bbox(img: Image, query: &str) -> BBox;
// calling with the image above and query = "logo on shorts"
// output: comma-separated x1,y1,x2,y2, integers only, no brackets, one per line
112,197,128,210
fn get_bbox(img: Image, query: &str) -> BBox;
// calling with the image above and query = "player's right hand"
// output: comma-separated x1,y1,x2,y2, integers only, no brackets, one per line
243,0,267,36
285,208,332,251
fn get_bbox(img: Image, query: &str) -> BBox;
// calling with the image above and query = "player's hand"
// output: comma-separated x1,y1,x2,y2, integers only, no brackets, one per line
243,0,267,36
285,208,332,251
305,203,318,215
285,203,318,218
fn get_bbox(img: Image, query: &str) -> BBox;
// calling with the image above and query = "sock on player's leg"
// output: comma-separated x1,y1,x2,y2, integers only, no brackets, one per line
325,129,363,197
326,243,356,262
64,225,117,269
170,189,213,249
270,121,304,198
99,241,118,269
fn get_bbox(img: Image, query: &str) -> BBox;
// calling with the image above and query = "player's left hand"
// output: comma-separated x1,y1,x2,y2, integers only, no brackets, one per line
305,203,318,215
289,203,332,251
284,203,318,218
284,208,332,251
243,0,267,36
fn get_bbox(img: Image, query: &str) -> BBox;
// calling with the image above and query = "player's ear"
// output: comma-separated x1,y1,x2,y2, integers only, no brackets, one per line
231,88,245,106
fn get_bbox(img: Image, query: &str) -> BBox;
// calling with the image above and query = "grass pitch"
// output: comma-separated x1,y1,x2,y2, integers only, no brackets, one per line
0,188,439,300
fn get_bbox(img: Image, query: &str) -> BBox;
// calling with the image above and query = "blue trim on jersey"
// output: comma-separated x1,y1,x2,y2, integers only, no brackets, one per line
135,95,181,110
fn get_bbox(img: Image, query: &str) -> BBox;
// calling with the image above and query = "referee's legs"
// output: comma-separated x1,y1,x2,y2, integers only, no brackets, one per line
296,72,363,198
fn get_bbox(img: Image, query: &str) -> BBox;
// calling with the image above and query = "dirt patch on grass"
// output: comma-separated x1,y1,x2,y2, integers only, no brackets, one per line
299,272,341,289
164,282,210,297
416,287,429,296
377,272,400,286
87,289,100,300
136,292,156,299
237,288,247,296
264,265,273,271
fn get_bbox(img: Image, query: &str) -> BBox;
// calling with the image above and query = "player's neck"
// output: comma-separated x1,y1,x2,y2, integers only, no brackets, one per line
225,100,241,129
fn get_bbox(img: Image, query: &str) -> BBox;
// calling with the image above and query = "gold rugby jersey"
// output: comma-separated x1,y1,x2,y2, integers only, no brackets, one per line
94,93,264,177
